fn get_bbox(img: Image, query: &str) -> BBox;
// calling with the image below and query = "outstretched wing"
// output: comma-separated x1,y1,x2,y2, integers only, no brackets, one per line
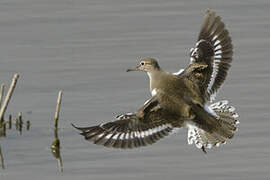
185,10,233,102
72,95,179,149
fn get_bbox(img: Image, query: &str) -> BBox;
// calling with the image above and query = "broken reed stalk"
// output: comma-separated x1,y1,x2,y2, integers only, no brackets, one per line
0,74,19,122
0,84,5,109
0,84,5,124
0,144,4,169
54,91,63,129
51,90,63,172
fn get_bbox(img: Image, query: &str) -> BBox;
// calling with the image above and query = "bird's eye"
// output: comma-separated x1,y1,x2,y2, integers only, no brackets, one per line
141,62,145,66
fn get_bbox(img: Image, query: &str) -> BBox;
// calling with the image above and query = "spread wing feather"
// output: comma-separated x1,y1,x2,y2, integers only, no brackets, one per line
72,96,179,149
186,10,233,102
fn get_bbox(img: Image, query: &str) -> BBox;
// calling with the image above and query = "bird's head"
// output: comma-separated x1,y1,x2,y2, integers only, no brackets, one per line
127,57,160,73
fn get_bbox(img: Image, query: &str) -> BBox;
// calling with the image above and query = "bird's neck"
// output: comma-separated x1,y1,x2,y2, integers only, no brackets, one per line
147,69,164,95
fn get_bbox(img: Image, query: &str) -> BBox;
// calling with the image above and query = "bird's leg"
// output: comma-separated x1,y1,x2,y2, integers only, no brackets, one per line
201,146,207,154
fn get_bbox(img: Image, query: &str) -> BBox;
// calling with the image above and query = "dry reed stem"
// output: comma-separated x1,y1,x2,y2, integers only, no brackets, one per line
54,91,63,128
0,74,19,121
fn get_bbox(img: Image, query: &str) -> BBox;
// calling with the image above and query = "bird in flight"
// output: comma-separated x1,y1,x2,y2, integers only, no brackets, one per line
72,10,239,153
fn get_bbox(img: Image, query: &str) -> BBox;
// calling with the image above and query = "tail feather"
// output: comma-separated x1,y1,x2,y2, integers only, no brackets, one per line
187,100,239,152
204,131,226,147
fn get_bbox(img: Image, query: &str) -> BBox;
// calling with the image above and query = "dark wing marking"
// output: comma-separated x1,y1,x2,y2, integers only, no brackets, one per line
72,96,179,149
186,10,233,102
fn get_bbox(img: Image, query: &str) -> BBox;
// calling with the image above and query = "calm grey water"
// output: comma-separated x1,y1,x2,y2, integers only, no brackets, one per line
0,0,270,179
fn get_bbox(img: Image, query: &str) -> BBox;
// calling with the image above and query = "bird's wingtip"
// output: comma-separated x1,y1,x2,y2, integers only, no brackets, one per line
71,123,79,130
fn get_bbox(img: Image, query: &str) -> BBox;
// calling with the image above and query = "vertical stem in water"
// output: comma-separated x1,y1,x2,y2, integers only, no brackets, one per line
0,74,19,122
0,84,5,109
54,91,63,128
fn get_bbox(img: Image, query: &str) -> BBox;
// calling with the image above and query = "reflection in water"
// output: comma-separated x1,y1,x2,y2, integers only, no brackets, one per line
26,120,30,131
0,113,31,170
0,122,6,137
18,112,23,135
51,128,63,172
0,144,4,169
50,91,63,172
8,114,12,129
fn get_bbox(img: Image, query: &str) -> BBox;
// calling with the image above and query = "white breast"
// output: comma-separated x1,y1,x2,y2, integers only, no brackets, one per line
151,88,157,96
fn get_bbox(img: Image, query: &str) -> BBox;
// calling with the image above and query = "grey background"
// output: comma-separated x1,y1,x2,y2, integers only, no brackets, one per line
0,0,270,179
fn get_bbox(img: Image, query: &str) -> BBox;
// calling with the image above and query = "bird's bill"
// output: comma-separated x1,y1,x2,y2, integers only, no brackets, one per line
126,68,136,72
126,66,140,72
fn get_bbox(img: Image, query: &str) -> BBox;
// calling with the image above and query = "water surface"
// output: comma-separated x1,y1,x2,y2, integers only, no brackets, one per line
0,0,270,179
